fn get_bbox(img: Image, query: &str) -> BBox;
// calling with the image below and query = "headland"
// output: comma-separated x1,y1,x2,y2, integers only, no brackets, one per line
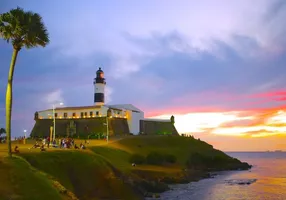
0,135,251,200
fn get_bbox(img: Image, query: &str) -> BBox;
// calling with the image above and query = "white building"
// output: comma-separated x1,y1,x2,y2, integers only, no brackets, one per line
36,68,146,135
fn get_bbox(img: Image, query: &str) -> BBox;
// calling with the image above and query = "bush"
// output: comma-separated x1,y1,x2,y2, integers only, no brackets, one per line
146,152,165,165
86,132,105,139
145,152,178,165
164,154,177,163
129,154,146,164
186,152,210,169
186,152,247,170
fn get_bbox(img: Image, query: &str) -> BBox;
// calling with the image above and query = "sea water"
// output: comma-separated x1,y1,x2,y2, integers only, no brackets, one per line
149,152,286,200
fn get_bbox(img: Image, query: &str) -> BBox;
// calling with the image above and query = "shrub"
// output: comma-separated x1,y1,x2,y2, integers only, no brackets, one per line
145,152,178,165
186,152,210,169
146,152,165,165
186,152,245,170
129,154,146,164
164,154,177,163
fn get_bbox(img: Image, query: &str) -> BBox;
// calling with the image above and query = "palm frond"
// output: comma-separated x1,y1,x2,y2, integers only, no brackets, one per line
0,7,49,49
23,12,50,48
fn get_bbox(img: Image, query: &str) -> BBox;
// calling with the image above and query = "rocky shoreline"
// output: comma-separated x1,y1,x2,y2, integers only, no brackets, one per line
125,162,252,199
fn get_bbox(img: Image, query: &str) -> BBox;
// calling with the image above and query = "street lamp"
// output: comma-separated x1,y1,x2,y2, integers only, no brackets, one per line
52,102,64,142
23,129,27,144
103,116,109,143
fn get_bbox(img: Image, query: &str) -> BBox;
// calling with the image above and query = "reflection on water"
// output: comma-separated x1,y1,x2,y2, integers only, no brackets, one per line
152,152,286,200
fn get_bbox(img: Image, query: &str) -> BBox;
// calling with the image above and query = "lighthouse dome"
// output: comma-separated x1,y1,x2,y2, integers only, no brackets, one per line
96,67,103,74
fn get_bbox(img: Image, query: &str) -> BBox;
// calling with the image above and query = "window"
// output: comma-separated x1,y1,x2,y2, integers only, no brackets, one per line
72,113,76,117
81,112,84,118
64,113,67,118
96,111,99,116
118,111,120,114
90,111,93,116
55,113,58,118
84,112,88,116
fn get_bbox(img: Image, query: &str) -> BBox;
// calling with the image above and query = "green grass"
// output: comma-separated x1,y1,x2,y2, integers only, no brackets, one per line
20,150,141,200
90,146,131,171
0,135,247,199
0,157,65,200
111,135,223,164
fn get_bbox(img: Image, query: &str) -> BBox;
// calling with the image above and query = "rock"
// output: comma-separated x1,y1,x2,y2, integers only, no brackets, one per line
225,179,257,186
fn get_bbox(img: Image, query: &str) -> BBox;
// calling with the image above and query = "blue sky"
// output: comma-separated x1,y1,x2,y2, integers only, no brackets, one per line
1,0,286,150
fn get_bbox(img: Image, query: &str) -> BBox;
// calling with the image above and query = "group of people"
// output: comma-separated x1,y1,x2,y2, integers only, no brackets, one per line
14,136,26,144
30,137,87,151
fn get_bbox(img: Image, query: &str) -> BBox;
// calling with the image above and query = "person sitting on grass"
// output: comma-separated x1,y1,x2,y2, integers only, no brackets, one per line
80,143,86,150
31,142,40,149
74,144,79,149
14,146,20,153
40,144,46,152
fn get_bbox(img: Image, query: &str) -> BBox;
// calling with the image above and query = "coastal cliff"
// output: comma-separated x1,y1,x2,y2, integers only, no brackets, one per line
0,135,251,200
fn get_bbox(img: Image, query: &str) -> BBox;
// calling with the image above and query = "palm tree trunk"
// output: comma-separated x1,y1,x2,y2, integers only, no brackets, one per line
6,48,19,157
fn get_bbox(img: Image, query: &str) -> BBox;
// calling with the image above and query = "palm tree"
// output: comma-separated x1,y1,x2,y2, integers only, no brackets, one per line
0,7,49,157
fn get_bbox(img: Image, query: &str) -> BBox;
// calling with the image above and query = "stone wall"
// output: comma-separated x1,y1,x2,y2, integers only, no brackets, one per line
139,120,178,135
30,118,130,138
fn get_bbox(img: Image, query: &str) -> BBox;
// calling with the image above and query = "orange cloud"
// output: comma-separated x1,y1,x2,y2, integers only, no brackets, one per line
144,89,286,150
147,107,286,149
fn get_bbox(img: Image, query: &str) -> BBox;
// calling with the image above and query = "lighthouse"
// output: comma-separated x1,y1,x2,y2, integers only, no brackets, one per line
94,67,106,105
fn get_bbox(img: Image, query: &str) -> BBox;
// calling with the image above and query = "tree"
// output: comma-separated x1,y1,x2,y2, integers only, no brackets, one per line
0,7,49,157
0,128,6,135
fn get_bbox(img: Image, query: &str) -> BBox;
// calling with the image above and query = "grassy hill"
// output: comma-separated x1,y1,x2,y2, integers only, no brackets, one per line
0,135,251,199
0,157,70,200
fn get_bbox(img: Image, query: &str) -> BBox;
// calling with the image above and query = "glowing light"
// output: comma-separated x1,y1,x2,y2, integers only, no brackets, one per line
267,110,286,124
251,132,280,138
151,112,240,133
151,109,286,138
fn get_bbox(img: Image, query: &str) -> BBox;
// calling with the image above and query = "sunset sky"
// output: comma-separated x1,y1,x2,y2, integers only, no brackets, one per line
1,0,286,151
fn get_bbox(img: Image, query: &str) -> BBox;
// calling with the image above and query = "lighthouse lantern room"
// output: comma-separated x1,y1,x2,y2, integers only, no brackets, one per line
94,67,106,105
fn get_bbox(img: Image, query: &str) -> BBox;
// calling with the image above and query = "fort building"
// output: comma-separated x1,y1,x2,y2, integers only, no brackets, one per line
31,67,178,138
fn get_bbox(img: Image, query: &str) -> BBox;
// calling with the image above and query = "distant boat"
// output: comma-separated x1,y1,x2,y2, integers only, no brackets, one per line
274,150,283,152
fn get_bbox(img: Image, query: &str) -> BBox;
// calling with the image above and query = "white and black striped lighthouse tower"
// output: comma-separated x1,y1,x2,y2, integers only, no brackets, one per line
94,67,106,105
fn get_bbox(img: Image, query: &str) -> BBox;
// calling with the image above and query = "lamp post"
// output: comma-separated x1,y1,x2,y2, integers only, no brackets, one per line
52,102,63,142
103,116,109,143
23,129,27,144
